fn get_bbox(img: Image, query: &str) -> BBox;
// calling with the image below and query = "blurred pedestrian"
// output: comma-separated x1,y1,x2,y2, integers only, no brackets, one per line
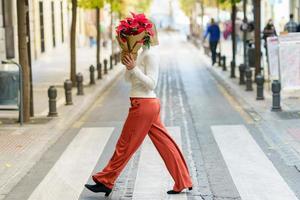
236,18,243,55
284,14,298,33
86,23,97,47
204,18,221,66
263,19,277,65
223,21,232,40
297,23,300,32
263,19,277,45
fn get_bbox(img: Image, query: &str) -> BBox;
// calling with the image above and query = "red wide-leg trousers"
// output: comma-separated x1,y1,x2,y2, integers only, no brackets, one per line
92,97,193,191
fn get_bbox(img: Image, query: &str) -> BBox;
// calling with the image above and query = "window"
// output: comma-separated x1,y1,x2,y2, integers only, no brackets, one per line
2,0,15,59
60,1,64,43
39,2,45,52
51,1,56,47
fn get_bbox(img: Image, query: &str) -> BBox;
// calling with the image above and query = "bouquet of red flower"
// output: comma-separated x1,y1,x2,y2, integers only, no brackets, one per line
116,12,154,60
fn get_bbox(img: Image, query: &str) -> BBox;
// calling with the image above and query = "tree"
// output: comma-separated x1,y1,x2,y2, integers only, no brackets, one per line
179,0,197,35
16,0,30,122
179,0,217,36
253,0,261,75
134,0,152,13
218,0,241,78
70,0,77,86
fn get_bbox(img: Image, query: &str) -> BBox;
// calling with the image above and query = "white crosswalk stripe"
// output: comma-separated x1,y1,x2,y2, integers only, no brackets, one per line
132,126,187,200
27,124,297,200
27,127,113,200
212,125,299,200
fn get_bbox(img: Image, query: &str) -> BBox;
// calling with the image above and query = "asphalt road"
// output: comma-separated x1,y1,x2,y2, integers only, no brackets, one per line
5,32,300,200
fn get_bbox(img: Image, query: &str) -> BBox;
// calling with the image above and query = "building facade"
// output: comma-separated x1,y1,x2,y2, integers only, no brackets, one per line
31,0,69,59
261,0,300,33
0,0,77,64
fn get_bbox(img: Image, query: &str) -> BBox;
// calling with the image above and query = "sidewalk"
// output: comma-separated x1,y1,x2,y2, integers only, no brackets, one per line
0,44,115,118
192,36,300,111
0,44,124,200
196,45,300,172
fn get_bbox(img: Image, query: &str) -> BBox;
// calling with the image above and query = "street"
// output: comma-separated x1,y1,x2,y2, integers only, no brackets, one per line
2,32,300,200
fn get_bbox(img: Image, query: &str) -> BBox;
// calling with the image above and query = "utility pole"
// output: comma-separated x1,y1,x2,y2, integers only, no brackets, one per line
230,0,237,78
243,0,247,66
254,0,261,75
16,0,30,122
70,0,77,86
96,7,101,65
110,0,114,57
25,0,34,117
217,0,222,56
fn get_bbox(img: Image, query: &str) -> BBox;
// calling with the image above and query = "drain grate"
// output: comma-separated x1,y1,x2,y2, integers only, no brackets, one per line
276,111,300,120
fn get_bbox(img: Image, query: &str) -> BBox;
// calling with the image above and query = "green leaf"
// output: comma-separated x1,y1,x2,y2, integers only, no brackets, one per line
77,0,106,9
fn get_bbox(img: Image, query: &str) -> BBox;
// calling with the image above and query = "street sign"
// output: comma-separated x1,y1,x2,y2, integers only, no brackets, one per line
279,33,300,90
267,37,279,79
267,33,300,90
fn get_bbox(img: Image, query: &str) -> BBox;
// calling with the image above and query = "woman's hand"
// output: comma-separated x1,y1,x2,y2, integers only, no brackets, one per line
122,54,136,70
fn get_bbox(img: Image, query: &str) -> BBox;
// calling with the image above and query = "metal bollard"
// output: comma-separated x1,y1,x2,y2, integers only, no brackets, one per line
76,73,84,95
64,80,73,105
218,53,222,67
256,74,264,100
97,63,102,79
114,53,118,65
239,64,246,85
245,68,253,91
222,56,227,71
89,65,95,85
48,86,58,117
104,59,108,74
271,80,282,111
110,55,113,70
230,61,236,78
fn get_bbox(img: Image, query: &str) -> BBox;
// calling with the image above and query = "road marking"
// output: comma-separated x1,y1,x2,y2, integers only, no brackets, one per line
132,126,187,200
27,127,113,200
211,125,298,200
216,82,254,124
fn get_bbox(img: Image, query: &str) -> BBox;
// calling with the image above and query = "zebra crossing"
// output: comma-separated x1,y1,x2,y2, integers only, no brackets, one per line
25,126,299,200
27,128,113,200
212,125,298,200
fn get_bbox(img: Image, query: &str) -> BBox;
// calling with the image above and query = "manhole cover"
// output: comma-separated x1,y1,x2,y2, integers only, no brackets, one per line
0,117,53,125
276,111,300,120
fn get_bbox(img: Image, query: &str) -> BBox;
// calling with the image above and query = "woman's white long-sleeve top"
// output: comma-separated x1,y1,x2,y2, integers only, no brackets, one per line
124,48,159,98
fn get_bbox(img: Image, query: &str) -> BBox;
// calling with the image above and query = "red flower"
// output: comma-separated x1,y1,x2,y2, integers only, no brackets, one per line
116,12,155,45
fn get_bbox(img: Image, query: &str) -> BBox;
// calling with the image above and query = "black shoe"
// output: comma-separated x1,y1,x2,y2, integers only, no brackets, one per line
167,190,180,194
84,182,112,196
167,187,192,194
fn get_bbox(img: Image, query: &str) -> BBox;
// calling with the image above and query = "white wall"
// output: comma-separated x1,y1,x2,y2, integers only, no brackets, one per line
0,0,6,60
32,0,69,59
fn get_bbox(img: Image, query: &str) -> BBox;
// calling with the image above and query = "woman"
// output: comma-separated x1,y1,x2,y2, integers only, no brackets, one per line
263,19,277,65
85,22,193,197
